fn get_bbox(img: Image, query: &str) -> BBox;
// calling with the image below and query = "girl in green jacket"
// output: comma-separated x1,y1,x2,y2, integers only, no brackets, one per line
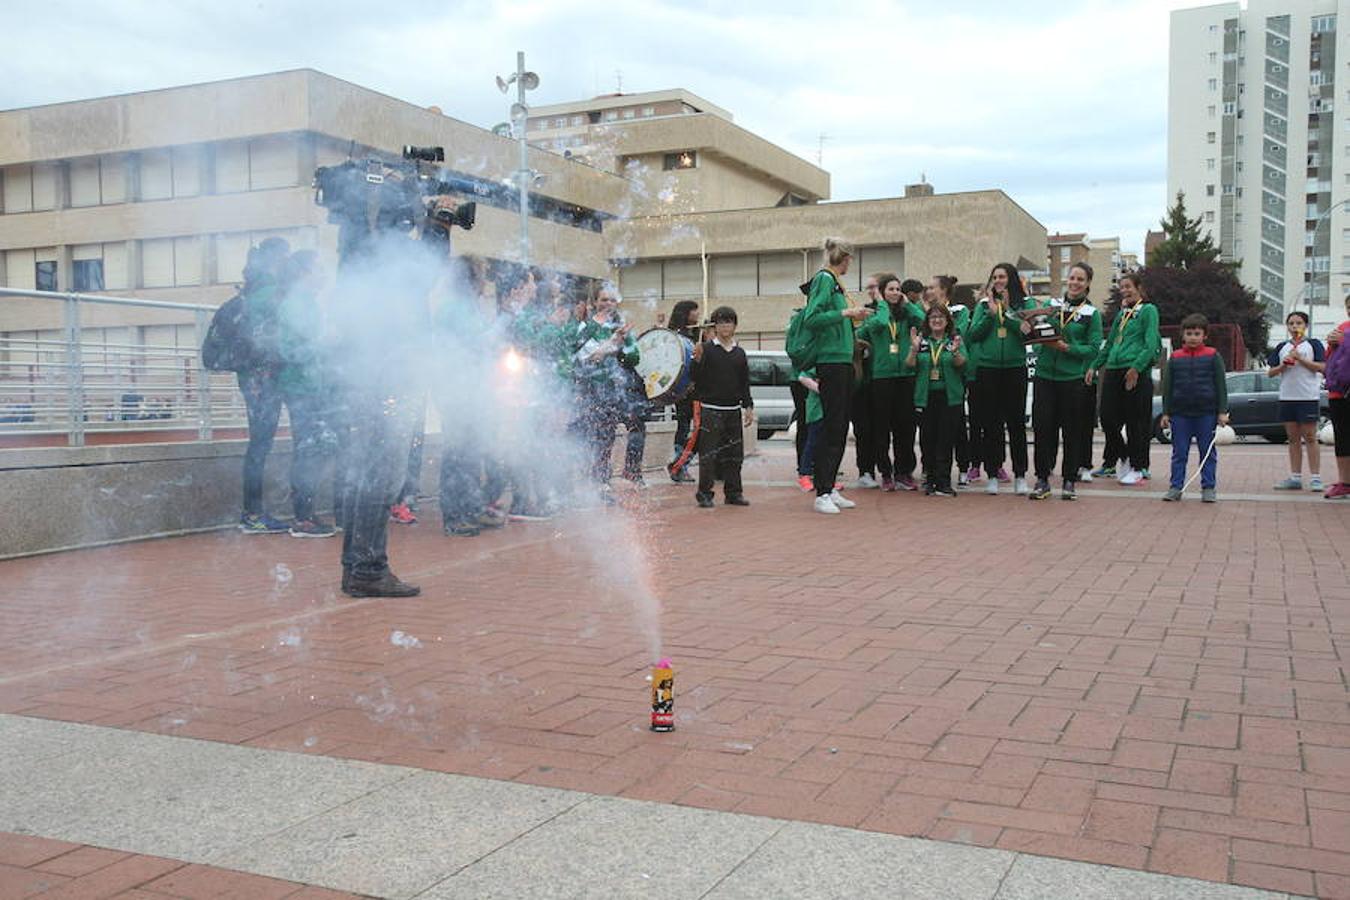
906,303,969,497
927,275,978,486
967,262,1034,495
801,237,873,514
859,273,924,491
1088,271,1162,485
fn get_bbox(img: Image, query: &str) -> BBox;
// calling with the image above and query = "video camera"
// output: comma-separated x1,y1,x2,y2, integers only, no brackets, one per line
313,145,478,234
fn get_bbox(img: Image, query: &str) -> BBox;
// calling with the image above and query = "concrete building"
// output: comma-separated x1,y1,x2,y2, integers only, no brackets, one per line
1169,2,1349,334
0,72,1046,349
1046,233,1091,297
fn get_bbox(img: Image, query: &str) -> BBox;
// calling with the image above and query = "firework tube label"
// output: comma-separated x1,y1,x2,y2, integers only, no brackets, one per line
650,659,674,732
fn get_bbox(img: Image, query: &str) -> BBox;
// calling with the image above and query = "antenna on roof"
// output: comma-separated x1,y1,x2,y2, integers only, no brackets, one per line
817,133,828,166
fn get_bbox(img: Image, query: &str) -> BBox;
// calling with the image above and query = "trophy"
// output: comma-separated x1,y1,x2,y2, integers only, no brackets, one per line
1007,302,1067,345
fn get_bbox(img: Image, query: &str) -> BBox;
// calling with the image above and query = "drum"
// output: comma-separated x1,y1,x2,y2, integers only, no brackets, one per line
635,328,694,404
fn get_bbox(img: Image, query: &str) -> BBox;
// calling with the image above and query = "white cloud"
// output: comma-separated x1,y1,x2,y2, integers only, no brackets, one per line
0,0,1198,255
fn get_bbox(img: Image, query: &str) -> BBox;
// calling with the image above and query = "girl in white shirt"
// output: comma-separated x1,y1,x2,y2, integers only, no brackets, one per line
1267,311,1326,490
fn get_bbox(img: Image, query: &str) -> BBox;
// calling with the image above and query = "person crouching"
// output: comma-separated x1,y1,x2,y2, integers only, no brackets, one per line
691,306,754,508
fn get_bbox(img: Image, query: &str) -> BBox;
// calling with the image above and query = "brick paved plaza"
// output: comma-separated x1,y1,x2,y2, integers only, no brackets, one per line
1,438,1347,898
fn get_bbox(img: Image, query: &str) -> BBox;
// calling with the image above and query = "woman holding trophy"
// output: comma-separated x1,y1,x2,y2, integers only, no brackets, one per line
967,263,1035,495
1028,262,1103,501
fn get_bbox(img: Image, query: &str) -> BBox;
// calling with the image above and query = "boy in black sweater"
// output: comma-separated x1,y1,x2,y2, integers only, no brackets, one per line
691,306,754,507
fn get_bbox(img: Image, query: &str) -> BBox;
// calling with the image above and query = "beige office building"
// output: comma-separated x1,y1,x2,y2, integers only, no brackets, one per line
1,71,1046,348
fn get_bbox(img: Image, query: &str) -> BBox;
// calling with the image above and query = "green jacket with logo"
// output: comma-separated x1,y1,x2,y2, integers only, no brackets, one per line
800,270,856,365
967,296,1035,370
860,300,925,379
911,337,967,407
1033,300,1103,381
1094,302,1162,373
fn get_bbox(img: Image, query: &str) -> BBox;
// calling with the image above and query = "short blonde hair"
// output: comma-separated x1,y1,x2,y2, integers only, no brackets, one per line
824,237,854,267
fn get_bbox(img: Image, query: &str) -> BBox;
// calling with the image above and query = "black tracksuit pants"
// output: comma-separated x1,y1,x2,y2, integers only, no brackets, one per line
696,407,744,500
870,376,917,479
813,363,853,497
976,367,1029,478
1032,377,1084,483
920,401,961,491
1100,368,1153,472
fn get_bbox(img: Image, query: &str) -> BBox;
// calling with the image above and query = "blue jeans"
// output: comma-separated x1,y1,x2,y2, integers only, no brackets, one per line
1169,413,1218,490
799,421,822,476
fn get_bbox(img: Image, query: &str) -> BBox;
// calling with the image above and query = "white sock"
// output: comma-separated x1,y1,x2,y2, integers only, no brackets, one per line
1292,472,1302,481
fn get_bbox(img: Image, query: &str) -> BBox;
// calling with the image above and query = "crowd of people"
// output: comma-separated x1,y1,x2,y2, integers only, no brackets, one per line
787,237,1350,513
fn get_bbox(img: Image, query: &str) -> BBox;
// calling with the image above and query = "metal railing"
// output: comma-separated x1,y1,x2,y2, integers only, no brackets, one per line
0,287,249,446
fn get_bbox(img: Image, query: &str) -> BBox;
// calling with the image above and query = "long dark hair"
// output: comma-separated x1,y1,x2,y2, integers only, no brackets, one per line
985,262,1027,305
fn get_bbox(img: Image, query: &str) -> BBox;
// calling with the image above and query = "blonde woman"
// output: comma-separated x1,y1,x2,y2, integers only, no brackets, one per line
799,238,872,514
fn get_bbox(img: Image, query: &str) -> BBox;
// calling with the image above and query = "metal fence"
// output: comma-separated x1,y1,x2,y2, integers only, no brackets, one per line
0,287,248,446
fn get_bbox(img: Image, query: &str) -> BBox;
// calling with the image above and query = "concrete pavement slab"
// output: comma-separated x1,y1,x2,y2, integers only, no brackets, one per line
995,854,1293,899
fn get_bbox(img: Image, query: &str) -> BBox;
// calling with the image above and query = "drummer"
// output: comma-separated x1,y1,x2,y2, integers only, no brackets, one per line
690,306,754,508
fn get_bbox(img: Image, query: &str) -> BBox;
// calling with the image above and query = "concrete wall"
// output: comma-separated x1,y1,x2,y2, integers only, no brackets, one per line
0,420,689,559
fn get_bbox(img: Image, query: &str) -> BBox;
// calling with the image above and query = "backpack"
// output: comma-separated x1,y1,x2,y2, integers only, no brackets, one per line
201,293,253,372
785,306,816,371
1325,333,1350,394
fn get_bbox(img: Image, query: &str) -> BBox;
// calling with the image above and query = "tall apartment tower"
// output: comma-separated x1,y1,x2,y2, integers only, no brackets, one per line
1169,2,1346,335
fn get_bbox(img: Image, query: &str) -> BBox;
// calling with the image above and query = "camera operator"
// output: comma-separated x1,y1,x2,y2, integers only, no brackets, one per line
327,163,469,598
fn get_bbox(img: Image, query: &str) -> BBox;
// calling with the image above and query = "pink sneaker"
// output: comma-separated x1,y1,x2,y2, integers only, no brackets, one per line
966,466,982,482
389,502,417,525
897,475,919,492
882,475,896,492
996,467,1011,483
1325,482,1350,499
796,474,814,492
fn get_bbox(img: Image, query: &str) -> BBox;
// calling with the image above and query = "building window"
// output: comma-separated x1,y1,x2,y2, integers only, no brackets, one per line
1207,158,1216,170
1205,211,1216,222
604,111,617,121
571,115,583,126
1209,24,1218,34
642,106,655,117
1208,105,1217,118
663,151,697,170
1208,78,1218,90
35,260,57,292
1223,183,1234,194
72,259,104,292
622,109,635,119
1207,184,1216,196
1207,131,1217,143
1313,14,1336,33
1209,51,1218,63
1223,101,1236,115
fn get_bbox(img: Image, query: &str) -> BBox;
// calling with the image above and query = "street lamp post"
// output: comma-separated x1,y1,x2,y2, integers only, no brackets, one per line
496,52,540,269
1306,197,1350,326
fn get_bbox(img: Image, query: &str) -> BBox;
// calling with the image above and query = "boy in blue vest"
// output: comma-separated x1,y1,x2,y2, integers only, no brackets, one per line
1160,314,1230,502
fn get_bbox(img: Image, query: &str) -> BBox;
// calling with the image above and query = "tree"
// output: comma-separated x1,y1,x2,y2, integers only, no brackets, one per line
1147,190,1223,269
1107,263,1269,361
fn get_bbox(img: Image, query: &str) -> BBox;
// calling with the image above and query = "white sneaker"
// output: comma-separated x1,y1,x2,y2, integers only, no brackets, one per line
1119,469,1144,485
830,490,857,509
958,472,970,487
1078,468,1094,483
1117,464,1135,484
1310,475,1325,491
985,479,999,495
853,474,879,489
814,494,841,514
1014,477,1029,495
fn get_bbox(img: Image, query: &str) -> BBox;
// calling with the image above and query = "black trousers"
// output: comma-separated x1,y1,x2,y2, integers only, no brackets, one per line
338,389,420,579
438,437,484,526
965,381,985,472
976,367,1029,478
239,369,282,517
282,388,331,521
671,398,696,472
1032,378,1083,482
1100,368,1153,471
920,401,961,490
870,376,917,479
813,363,853,497
1076,377,1099,472
790,381,809,472
696,407,744,499
852,380,875,475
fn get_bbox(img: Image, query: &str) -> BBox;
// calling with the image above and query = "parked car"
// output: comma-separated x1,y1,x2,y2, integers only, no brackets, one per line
1151,370,1329,443
747,350,794,439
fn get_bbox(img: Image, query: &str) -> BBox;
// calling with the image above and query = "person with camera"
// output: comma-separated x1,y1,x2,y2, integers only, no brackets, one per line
327,169,471,597
1029,262,1102,501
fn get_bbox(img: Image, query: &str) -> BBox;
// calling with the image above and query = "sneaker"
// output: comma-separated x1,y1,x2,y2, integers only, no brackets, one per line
853,473,879,489
1091,464,1117,478
1078,467,1094,483
1140,468,1152,480
626,474,649,489
933,485,957,498
1273,477,1304,490
1014,477,1030,495
830,489,856,509
1116,464,1134,483
923,482,935,496
1201,488,1217,503
796,474,814,492
957,471,970,487
1061,481,1077,501
696,494,715,508
1162,487,1183,502
1309,475,1325,491
897,475,919,492
669,469,694,484
343,571,420,598
1119,469,1144,486
725,495,750,506
814,494,841,514
1028,480,1052,500
985,479,998,495
443,521,480,537
996,467,1011,483
967,466,982,483
476,511,507,528
240,513,288,534
881,476,896,492
289,519,337,538
389,503,417,524
1325,482,1350,499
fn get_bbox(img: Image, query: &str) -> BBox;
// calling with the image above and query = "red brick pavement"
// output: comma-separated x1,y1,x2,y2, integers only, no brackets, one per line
1,440,1348,897
0,831,366,898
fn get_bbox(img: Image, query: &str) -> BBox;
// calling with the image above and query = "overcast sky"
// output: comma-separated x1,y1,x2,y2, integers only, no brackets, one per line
2,0,1199,257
